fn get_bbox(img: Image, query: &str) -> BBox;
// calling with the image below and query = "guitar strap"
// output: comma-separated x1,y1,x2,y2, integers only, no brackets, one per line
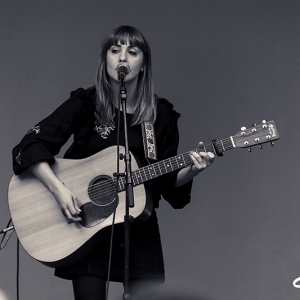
141,121,157,163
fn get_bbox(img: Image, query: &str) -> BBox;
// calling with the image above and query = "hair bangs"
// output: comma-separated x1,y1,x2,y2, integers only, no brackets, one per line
110,27,148,54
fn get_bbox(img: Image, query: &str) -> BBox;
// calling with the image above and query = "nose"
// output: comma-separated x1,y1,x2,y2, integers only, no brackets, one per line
119,48,127,62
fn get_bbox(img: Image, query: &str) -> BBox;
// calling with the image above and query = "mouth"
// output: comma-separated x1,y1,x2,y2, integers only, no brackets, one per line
115,63,131,74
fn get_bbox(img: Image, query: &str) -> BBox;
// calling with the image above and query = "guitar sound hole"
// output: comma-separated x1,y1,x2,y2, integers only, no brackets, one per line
88,175,116,206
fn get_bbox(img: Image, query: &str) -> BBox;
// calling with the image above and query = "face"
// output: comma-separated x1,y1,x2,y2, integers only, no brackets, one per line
106,41,144,83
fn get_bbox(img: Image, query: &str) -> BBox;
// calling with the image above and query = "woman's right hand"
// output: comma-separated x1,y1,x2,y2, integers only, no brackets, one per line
52,183,82,223
29,161,82,223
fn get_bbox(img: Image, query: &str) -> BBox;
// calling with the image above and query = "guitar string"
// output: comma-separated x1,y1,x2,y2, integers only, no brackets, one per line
78,138,236,201
85,145,211,198
55,131,267,202
84,128,270,199
80,153,194,201
86,127,271,197
25,131,270,212
85,127,273,201
71,137,236,201
70,151,193,201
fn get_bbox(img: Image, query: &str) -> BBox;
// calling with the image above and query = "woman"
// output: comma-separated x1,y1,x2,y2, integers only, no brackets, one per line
12,26,214,299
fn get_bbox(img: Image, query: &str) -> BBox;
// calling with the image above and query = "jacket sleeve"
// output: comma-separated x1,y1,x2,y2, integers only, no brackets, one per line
12,88,92,175
153,99,193,209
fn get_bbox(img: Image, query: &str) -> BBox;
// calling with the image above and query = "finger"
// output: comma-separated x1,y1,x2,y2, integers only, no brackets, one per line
198,141,211,158
66,197,82,217
190,152,205,169
64,209,82,223
197,141,204,153
63,202,82,221
67,204,80,217
199,151,215,165
199,152,210,163
63,209,75,222
204,152,215,165
208,152,215,162
190,150,201,160
190,151,201,162
198,141,215,160
72,196,82,213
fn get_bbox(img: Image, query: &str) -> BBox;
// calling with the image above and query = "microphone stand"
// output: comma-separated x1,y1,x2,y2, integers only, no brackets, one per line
119,75,135,300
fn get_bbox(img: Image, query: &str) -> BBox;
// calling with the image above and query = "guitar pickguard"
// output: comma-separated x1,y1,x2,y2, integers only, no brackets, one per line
80,175,118,228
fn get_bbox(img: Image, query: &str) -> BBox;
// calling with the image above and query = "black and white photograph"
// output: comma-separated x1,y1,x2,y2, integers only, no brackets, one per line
0,1,299,299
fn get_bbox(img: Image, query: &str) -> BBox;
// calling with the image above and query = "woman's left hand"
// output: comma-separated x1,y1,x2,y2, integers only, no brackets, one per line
189,142,215,176
175,142,216,188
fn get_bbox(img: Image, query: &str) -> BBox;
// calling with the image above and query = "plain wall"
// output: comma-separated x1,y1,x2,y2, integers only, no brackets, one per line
1,0,300,299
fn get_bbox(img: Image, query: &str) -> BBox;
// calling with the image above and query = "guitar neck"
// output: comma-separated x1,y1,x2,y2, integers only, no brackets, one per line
116,136,235,191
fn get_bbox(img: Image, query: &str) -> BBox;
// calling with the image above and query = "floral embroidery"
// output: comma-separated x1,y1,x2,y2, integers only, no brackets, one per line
144,122,157,160
27,126,40,134
15,150,21,165
94,110,115,139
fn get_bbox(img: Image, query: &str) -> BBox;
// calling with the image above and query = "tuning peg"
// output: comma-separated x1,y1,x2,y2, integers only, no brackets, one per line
271,142,275,146
241,126,246,135
259,144,263,149
248,147,252,152
262,120,268,128
252,124,257,132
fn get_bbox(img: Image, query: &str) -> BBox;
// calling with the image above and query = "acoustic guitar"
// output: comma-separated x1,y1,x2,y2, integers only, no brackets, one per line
8,120,279,268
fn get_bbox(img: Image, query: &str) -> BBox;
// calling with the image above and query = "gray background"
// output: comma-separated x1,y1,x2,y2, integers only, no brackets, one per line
0,0,299,299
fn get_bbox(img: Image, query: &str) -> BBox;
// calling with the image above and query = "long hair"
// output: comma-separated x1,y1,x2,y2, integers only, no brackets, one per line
95,25,156,125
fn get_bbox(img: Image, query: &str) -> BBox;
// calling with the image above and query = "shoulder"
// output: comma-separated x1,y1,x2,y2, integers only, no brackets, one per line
154,95,181,134
155,94,180,122
69,86,96,106
59,86,96,115
47,87,96,125
156,95,174,111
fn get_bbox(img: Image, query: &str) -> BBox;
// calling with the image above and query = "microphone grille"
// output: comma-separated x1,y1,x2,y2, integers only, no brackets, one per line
117,63,130,75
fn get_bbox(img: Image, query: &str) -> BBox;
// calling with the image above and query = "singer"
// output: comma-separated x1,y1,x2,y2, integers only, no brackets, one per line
12,26,215,299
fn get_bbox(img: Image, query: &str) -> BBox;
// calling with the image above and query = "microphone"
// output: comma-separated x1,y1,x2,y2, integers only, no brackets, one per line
117,63,130,80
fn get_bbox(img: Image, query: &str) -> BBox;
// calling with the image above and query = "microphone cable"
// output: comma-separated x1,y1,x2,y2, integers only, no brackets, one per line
17,239,20,300
0,219,19,300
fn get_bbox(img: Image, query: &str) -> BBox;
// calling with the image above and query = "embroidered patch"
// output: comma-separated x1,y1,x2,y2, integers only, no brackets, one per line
142,122,157,160
94,110,115,139
27,126,40,134
15,151,21,165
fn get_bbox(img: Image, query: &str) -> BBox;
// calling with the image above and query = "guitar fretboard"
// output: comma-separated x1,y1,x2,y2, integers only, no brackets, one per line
116,136,235,191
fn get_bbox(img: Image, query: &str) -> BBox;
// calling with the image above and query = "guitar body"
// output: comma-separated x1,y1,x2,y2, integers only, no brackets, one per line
7,120,279,268
8,146,152,268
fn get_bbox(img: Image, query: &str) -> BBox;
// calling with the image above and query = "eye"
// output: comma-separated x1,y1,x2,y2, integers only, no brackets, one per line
128,50,137,56
111,48,120,54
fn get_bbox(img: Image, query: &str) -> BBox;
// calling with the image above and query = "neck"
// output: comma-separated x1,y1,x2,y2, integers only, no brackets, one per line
110,77,138,113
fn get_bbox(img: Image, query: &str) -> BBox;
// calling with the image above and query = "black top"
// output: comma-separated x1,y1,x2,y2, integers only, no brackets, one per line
12,87,193,282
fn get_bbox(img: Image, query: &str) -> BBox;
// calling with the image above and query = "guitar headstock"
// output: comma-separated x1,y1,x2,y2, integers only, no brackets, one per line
232,120,279,150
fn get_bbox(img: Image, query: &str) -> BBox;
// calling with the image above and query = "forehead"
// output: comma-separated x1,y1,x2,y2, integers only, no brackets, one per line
110,43,140,50
110,32,143,49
